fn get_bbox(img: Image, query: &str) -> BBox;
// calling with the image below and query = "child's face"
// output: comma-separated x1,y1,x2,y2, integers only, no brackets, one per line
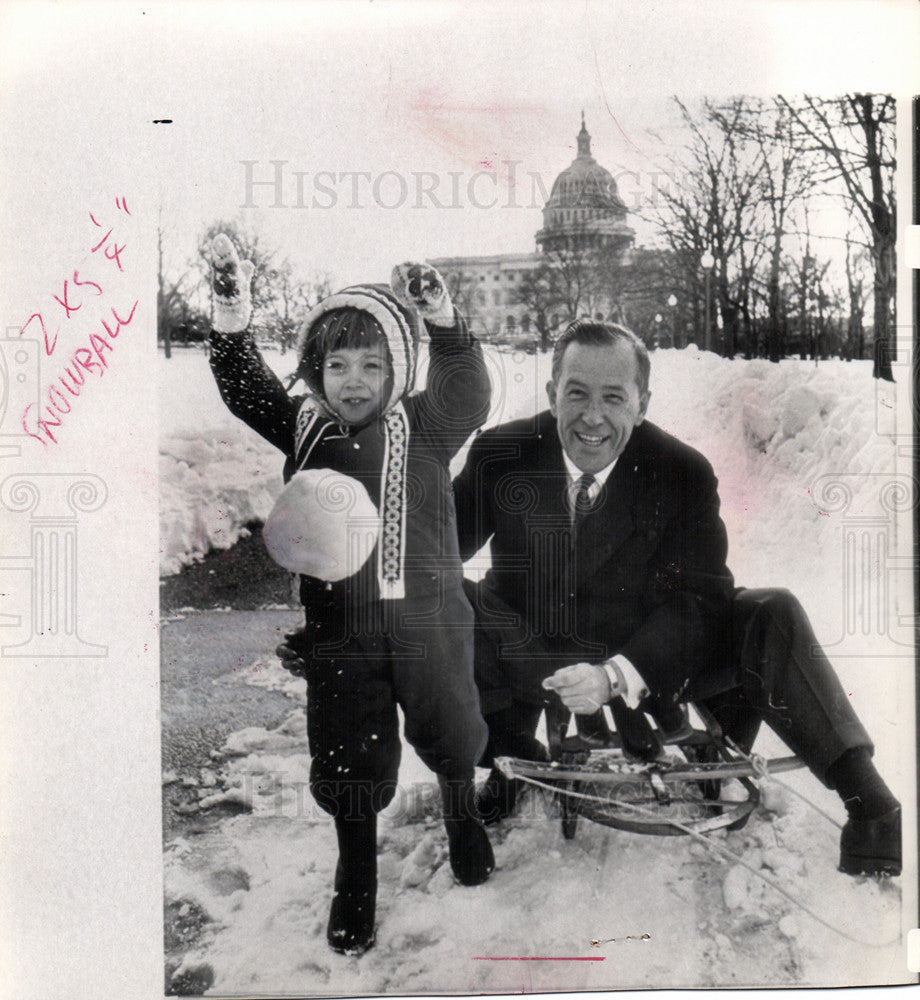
322,341,393,424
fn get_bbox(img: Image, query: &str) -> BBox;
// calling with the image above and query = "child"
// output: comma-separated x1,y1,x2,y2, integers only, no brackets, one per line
207,234,493,955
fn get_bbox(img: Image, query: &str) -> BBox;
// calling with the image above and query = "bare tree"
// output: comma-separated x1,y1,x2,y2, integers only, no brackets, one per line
730,99,815,362
443,270,476,318
784,239,832,361
777,94,896,379
649,99,763,357
596,250,678,346
442,270,487,337
158,215,197,359
541,237,608,324
843,234,870,361
514,265,556,352
512,229,610,348
265,259,332,354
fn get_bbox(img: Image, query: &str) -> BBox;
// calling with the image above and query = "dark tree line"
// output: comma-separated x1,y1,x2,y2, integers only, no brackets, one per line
649,94,894,374
506,94,894,376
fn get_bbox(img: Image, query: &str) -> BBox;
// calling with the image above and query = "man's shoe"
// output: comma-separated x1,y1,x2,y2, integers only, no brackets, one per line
610,699,664,762
639,695,693,744
839,805,901,877
511,733,550,763
326,863,376,955
476,767,518,826
656,705,694,744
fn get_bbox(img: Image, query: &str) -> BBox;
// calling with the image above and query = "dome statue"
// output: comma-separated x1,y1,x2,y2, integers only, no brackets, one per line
535,113,635,255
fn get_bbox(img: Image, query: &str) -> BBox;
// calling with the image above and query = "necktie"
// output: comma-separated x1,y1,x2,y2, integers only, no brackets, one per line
572,473,596,525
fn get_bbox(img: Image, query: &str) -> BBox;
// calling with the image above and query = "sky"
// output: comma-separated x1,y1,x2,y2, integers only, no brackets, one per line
4,0,913,293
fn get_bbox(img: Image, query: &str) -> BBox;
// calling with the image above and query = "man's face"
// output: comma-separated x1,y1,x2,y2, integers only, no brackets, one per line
547,339,650,474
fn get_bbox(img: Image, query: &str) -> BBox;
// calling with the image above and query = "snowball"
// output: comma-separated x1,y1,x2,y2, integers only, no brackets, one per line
262,469,380,580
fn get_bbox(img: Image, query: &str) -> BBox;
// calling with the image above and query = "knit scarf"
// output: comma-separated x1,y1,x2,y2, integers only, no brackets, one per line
294,397,409,600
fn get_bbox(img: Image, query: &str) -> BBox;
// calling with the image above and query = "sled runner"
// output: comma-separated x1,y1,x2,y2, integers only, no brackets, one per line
495,699,803,838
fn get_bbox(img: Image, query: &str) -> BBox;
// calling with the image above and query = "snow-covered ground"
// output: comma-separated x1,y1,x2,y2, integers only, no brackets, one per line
159,344,913,993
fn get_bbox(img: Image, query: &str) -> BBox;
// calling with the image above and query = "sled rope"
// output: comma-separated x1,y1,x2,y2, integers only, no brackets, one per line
725,739,843,831
514,771,900,949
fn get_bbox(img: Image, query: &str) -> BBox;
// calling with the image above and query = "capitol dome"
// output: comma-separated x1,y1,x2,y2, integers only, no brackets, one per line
536,114,635,255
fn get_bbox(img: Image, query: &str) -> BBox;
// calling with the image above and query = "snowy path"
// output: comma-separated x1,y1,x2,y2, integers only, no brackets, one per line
163,652,903,994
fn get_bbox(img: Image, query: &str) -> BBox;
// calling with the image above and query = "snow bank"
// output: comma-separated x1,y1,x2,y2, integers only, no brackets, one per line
159,345,895,590
645,350,897,605
159,348,296,574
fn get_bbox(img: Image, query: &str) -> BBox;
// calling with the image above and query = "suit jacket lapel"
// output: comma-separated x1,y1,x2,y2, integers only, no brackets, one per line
530,416,571,525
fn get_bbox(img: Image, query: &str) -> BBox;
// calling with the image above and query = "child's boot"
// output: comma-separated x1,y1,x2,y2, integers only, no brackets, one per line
327,815,377,955
439,776,495,886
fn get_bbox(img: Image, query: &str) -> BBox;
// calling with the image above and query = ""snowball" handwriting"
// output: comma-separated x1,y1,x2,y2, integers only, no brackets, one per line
22,301,138,445
18,198,136,446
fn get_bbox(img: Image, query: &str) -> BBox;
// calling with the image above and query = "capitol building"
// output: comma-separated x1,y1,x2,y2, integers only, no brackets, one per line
431,116,653,345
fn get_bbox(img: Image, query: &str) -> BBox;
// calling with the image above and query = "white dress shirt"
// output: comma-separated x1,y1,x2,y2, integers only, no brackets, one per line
561,453,648,710
561,452,616,508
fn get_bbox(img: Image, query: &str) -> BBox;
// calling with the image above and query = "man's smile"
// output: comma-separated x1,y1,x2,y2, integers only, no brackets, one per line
574,430,610,446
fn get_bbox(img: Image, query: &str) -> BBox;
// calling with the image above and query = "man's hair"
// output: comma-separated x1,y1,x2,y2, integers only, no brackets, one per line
550,320,650,396
298,307,391,394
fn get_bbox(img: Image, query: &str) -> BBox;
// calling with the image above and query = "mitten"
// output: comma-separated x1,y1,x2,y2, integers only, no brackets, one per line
390,262,455,327
209,233,255,333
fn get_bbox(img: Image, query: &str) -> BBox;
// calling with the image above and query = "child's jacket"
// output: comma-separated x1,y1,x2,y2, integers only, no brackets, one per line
209,308,490,607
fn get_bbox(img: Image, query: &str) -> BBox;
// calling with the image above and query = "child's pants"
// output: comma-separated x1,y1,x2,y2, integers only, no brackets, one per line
296,585,488,817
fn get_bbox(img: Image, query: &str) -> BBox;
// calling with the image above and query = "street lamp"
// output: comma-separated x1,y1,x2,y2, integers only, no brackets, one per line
700,251,714,351
653,313,662,350
667,293,678,348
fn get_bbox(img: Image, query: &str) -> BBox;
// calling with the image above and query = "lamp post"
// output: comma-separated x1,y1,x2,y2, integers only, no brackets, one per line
653,313,662,350
700,251,714,351
667,293,678,348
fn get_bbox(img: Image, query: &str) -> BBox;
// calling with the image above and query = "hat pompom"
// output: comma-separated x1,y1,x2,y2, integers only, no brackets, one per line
263,469,380,580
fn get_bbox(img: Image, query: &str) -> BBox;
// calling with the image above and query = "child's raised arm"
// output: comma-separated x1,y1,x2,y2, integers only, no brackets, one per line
207,234,298,457
390,263,491,458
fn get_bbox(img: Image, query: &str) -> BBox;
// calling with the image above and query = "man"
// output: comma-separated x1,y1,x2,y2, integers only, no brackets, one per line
453,319,900,877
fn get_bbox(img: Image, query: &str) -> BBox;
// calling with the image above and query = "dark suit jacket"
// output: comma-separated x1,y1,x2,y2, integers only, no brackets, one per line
453,410,736,706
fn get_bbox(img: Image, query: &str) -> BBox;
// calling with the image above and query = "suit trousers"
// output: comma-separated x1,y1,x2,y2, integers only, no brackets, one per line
692,587,872,785
474,584,872,787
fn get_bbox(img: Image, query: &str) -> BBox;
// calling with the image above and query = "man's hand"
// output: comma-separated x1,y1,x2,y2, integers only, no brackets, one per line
275,638,308,679
209,233,255,333
542,662,611,715
390,262,454,327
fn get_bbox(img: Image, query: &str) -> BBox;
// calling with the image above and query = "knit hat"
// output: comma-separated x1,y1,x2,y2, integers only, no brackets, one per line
297,284,420,413
262,468,380,580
